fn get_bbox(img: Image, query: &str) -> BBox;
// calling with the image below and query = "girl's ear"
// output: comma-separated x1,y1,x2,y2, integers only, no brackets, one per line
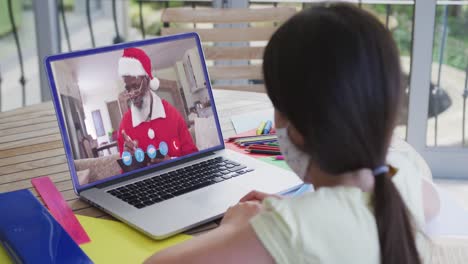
274,109,288,128
288,124,306,149
274,109,306,148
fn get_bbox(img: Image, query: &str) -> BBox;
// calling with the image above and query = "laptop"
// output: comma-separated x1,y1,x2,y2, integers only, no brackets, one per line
45,32,302,239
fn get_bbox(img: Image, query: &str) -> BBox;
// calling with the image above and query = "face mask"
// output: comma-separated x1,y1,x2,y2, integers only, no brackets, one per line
276,125,310,180
126,79,145,103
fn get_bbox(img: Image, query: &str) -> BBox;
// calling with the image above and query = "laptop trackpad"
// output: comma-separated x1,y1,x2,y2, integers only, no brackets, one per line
188,183,248,212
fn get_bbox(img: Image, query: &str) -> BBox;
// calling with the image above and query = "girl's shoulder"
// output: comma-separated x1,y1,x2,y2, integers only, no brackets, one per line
251,189,380,264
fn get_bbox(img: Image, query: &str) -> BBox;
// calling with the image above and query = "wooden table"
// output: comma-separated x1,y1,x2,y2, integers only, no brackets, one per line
0,90,272,234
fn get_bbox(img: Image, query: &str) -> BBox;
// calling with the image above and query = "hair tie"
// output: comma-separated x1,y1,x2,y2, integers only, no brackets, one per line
373,165,389,176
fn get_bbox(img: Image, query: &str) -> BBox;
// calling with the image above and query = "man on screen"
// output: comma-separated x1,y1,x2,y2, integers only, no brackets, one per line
117,48,198,166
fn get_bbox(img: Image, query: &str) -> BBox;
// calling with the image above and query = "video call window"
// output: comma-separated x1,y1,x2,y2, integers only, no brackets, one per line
50,37,221,187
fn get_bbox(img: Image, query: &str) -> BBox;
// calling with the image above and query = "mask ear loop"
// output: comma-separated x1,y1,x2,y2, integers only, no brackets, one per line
126,78,146,98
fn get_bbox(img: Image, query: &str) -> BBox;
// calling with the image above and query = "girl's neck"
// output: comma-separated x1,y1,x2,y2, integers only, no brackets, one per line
307,163,375,192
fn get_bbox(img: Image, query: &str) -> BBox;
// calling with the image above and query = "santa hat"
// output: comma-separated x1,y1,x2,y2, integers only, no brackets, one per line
118,47,160,90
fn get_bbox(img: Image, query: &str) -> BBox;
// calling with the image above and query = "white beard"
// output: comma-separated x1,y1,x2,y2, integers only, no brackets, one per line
131,92,151,127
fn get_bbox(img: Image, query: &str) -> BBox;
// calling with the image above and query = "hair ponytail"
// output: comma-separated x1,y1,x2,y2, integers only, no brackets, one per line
373,173,421,264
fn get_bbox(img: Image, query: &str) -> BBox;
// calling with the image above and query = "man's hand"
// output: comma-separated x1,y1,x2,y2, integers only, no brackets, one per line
147,155,172,166
221,201,263,229
239,190,282,203
122,130,138,155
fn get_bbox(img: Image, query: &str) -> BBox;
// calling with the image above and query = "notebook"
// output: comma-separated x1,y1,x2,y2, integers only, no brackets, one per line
0,190,92,263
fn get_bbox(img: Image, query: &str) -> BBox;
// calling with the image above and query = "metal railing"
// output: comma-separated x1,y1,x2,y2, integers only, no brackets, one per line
463,66,468,146
5,0,26,109
86,0,96,47
0,0,466,149
59,0,72,51
0,0,214,113
430,3,468,146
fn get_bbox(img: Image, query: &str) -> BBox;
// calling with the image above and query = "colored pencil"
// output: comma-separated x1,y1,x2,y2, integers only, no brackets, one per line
262,120,273,135
247,147,280,152
239,140,278,147
256,121,267,135
227,134,276,142
235,136,277,143
245,149,281,155
246,145,280,151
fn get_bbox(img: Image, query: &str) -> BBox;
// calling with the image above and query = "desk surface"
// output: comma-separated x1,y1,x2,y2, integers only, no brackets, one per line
0,90,272,234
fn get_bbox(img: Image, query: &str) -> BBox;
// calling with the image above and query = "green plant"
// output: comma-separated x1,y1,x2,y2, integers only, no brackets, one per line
129,1,198,36
0,0,23,37
129,3,163,36
368,4,467,71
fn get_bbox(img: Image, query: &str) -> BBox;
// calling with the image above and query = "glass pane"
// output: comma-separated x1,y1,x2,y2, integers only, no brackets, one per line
363,3,415,141
0,0,39,111
251,1,416,140
427,2,468,147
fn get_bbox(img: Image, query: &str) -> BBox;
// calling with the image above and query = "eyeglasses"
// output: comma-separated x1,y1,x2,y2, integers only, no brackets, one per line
125,79,144,97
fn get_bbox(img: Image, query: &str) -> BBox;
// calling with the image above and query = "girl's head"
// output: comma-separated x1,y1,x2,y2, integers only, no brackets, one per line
264,4,420,264
265,4,402,176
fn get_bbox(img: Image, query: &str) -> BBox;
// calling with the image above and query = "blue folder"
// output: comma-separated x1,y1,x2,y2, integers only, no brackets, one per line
0,189,92,264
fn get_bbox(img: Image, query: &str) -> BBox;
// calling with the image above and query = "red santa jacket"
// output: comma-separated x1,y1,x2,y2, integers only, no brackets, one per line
118,100,198,158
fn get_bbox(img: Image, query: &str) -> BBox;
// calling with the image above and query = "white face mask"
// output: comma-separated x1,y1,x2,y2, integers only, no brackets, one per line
276,125,310,180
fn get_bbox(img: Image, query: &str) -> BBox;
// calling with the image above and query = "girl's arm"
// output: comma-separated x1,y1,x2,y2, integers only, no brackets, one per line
144,201,274,264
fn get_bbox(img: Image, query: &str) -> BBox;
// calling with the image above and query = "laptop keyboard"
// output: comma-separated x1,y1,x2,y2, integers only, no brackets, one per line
107,157,254,209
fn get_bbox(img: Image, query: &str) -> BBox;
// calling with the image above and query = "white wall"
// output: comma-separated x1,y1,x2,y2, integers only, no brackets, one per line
174,61,209,110
51,61,82,103
155,67,178,81
81,79,123,144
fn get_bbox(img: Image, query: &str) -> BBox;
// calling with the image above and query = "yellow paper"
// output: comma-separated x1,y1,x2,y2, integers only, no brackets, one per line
0,245,12,264
0,215,192,264
77,215,192,263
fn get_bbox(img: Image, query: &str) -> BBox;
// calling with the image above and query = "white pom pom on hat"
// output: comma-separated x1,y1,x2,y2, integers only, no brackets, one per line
149,76,159,90
118,47,160,90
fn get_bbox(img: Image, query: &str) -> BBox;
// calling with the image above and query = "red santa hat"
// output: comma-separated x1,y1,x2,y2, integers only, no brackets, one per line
118,47,160,90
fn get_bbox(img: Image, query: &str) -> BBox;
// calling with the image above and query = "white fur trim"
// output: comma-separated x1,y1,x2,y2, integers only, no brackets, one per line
131,91,166,127
118,57,148,77
150,77,160,90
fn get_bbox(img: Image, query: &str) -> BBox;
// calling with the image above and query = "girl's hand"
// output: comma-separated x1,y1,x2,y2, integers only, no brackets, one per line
239,190,282,203
221,201,263,229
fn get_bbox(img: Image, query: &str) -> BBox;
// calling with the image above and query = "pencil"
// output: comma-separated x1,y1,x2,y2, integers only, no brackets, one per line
240,140,278,147
245,149,281,155
256,121,267,135
235,135,277,144
262,120,273,135
246,145,280,151
227,134,275,142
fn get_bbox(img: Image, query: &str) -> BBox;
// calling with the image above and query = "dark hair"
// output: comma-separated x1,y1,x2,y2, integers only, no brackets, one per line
263,4,420,264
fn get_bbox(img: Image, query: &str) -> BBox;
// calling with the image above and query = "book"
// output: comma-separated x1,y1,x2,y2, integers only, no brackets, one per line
1,206,193,264
0,190,92,264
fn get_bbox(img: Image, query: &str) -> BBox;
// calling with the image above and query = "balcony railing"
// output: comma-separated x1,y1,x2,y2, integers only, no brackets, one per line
0,0,467,149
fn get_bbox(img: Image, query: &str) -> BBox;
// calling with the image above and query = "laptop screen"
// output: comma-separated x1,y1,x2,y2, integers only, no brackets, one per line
46,33,224,191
